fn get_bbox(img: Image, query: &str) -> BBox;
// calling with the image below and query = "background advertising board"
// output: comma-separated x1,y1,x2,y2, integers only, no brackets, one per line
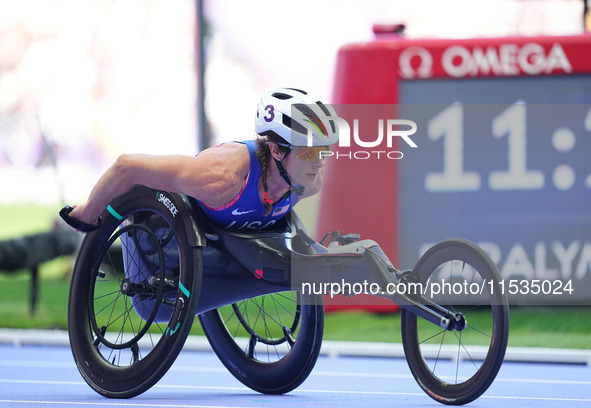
320,33,591,306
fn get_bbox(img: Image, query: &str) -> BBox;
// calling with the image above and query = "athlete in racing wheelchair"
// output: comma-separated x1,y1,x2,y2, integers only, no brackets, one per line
61,88,509,405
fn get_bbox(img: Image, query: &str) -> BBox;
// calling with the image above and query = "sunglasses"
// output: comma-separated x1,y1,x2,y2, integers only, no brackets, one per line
294,145,331,161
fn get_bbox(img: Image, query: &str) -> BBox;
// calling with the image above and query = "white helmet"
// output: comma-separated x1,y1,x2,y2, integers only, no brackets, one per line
255,88,339,147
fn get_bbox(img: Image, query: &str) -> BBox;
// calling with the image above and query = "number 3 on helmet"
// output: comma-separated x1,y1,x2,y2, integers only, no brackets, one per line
254,88,340,148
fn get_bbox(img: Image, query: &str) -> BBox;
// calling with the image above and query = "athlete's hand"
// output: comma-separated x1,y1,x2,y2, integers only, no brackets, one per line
59,204,101,233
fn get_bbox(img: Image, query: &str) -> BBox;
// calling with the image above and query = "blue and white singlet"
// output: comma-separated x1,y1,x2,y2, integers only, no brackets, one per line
196,140,300,231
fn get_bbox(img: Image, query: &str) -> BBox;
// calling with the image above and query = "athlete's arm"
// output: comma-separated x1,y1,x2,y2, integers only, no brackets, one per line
70,143,249,225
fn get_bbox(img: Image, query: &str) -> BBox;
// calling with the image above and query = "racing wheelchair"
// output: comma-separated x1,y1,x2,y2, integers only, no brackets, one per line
63,185,509,406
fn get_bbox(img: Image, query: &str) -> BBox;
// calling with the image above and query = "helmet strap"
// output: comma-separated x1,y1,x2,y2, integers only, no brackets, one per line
273,156,305,196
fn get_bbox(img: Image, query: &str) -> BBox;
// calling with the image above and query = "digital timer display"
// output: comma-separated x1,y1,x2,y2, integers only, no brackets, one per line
397,77,591,302
321,34,591,306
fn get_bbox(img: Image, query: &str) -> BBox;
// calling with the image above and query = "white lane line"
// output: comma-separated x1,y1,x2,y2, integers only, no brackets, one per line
3,361,590,386
481,395,591,403
0,379,85,386
297,388,591,402
495,377,591,385
0,379,247,392
0,360,73,368
0,400,264,408
311,370,591,386
0,379,589,403
0,361,229,373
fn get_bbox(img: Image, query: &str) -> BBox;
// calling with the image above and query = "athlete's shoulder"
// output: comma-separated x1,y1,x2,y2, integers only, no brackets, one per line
198,142,250,175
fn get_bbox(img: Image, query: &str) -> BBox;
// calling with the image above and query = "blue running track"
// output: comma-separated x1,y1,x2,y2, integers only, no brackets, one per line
1,343,591,407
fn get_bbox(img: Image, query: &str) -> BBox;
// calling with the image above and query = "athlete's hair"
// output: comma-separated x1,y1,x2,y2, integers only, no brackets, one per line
255,133,290,216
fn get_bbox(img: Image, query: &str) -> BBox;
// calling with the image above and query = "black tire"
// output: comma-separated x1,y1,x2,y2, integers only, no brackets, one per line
400,239,509,405
68,186,202,398
199,292,324,394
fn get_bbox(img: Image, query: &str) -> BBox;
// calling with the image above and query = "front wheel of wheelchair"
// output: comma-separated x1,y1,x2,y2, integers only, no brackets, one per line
68,186,202,398
400,239,509,406
199,292,324,394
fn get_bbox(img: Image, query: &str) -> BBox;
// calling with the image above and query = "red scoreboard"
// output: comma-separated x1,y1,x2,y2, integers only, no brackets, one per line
319,30,591,308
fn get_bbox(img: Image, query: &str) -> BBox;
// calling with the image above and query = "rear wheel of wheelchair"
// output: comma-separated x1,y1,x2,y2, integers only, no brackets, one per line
199,292,324,394
400,239,509,405
68,186,202,398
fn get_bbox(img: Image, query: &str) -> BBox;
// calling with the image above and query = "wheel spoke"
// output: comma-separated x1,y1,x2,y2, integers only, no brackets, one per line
453,330,481,372
418,328,447,345
466,323,492,338
94,291,123,317
431,329,446,374
214,292,305,365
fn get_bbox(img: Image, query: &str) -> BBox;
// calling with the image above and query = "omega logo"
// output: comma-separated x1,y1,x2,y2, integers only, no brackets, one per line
398,43,572,79
399,46,433,79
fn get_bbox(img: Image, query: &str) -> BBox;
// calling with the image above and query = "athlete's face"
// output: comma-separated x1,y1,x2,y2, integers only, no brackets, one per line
284,146,327,188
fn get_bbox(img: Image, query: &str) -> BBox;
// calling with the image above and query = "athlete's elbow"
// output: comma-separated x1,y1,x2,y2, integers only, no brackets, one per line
109,154,138,187
113,154,135,170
